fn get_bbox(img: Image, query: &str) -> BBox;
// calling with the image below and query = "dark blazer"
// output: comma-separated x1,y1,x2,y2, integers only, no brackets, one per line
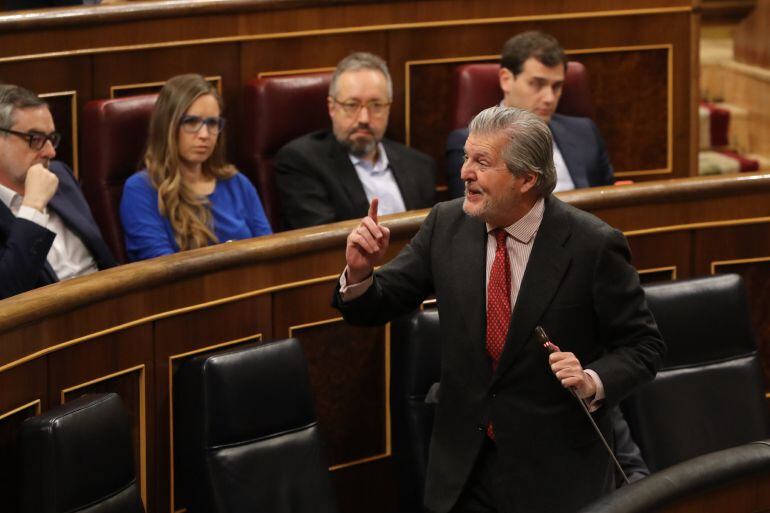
275,130,436,229
445,113,615,198
0,161,116,300
334,196,664,513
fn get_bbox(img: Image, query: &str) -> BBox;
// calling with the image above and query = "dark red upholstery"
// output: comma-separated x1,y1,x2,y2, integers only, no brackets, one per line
81,94,157,263
449,61,595,131
241,72,332,230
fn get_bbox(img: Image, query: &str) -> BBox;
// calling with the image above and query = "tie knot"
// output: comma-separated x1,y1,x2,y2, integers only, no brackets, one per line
493,228,507,248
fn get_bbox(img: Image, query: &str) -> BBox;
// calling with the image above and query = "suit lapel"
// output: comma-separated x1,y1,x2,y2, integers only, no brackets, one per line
492,196,572,384
384,141,416,210
0,199,57,283
327,136,370,215
48,192,92,248
550,116,589,189
454,214,492,382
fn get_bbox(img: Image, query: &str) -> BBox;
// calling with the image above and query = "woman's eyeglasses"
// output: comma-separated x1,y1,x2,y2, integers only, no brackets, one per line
179,115,226,135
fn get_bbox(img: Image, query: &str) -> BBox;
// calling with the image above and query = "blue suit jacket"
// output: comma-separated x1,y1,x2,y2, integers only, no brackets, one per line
0,161,116,299
445,113,614,198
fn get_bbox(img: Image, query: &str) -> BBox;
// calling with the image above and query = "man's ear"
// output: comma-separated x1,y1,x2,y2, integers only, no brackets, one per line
519,170,539,194
327,96,335,118
499,67,513,95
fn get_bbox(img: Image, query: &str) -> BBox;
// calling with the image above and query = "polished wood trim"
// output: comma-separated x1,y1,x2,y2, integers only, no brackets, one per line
562,171,770,211
625,217,770,238
60,364,147,506
257,67,336,78
109,76,223,99
638,265,678,279
710,256,770,275
0,399,41,421
0,6,694,65
404,44,673,177
290,318,393,471
167,333,263,513
0,272,341,375
38,90,78,177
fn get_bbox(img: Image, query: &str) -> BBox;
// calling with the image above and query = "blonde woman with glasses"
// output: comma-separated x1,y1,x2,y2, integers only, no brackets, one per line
120,74,271,261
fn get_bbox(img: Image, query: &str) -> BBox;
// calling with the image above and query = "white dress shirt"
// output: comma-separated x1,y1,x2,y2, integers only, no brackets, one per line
0,183,97,281
349,143,407,216
552,142,575,192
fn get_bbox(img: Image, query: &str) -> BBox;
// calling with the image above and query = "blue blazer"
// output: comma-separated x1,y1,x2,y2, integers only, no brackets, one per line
0,161,116,299
445,113,614,198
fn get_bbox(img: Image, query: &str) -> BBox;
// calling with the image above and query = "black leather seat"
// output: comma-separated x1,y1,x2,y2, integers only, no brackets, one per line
578,440,770,513
19,393,144,513
391,308,442,513
174,338,338,513
623,273,770,472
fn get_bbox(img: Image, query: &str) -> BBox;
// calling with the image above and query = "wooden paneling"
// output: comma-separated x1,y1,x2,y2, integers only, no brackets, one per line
47,325,153,509
0,0,697,181
157,295,270,513
0,172,769,512
0,359,45,513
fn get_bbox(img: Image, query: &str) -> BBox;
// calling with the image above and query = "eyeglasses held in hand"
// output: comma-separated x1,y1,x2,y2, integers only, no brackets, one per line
0,127,61,150
179,115,226,135
333,98,392,117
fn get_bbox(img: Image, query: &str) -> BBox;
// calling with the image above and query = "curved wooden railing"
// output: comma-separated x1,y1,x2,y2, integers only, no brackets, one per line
3,172,770,513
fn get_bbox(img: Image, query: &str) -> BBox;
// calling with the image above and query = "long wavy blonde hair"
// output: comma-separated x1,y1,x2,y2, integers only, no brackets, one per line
144,74,236,251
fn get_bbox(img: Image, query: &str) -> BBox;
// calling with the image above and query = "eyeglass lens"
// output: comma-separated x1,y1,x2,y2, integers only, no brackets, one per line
180,116,225,134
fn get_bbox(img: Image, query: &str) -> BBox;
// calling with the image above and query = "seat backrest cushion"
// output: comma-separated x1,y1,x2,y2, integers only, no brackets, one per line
449,61,594,130
20,393,143,513
578,441,770,513
81,94,157,262
241,73,332,229
622,274,770,472
390,308,442,512
643,273,757,367
174,338,338,513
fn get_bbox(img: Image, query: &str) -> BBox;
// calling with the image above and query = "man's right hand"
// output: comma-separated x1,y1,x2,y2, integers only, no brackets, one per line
21,164,58,213
345,198,391,284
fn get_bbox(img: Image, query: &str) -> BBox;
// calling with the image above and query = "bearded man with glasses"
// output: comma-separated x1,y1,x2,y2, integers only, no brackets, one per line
0,85,115,299
275,52,436,230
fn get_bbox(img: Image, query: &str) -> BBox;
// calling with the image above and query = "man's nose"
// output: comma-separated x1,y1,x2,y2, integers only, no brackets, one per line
543,86,557,104
357,104,370,123
460,160,473,181
42,139,56,159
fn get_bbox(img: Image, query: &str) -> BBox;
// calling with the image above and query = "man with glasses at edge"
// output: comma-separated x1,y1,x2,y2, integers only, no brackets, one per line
275,52,436,230
0,85,115,299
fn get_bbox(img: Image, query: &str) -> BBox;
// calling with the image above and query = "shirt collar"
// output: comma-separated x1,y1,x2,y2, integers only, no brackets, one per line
486,197,545,244
0,182,22,212
349,142,389,174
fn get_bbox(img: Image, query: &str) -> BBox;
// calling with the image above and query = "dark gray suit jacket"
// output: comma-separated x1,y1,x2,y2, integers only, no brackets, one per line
0,161,116,300
334,196,664,513
446,113,614,198
275,130,436,229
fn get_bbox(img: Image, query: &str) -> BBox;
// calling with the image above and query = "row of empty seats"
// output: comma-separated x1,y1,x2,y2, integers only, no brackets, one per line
81,61,594,262
18,273,770,513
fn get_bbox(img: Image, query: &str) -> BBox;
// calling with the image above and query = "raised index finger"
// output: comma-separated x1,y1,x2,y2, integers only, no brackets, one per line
368,198,379,224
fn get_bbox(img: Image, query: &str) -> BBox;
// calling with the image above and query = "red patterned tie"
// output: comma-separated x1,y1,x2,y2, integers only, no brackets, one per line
486,229,510,439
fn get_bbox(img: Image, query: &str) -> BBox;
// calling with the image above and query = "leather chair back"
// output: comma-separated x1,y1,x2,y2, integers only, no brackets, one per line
623,274,770,472
390,307,442,513
242,72,333,230
20,393,144,513
449,61,595,130
81,94,157,262
578,441,770,513
174,338,338,513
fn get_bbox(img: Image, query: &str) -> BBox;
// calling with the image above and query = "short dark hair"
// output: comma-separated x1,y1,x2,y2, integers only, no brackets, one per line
500,31,566,76
0,84,47,131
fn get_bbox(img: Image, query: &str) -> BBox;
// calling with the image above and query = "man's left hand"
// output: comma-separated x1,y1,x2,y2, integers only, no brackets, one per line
549,351,597,399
